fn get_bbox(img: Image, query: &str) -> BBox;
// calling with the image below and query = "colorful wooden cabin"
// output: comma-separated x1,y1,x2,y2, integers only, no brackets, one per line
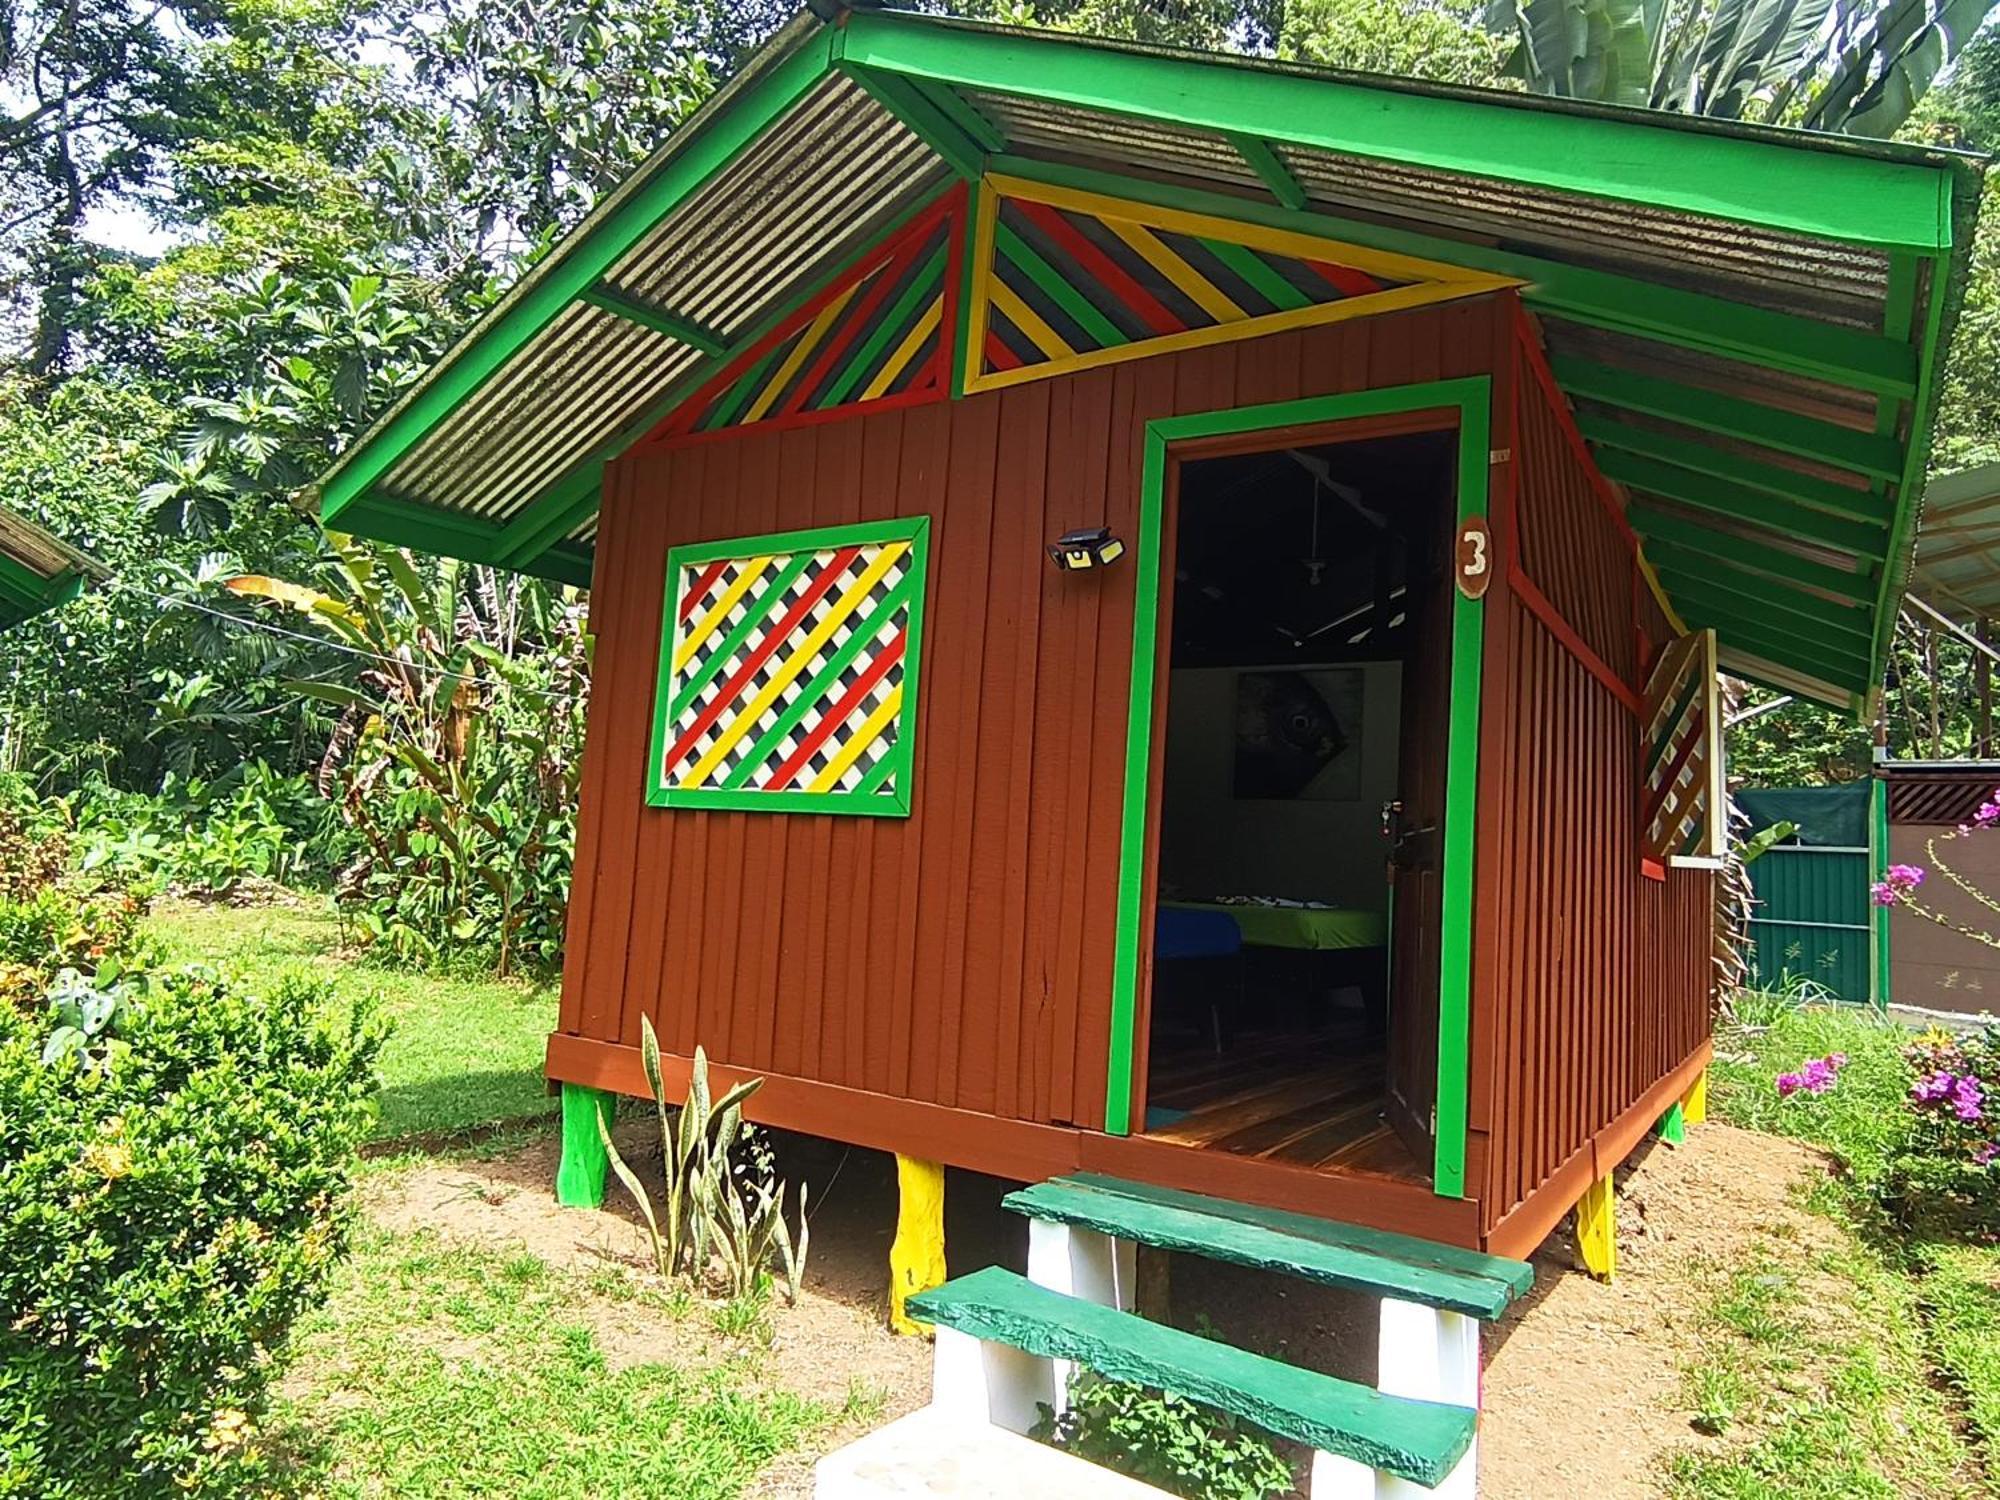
314,8,1977,1264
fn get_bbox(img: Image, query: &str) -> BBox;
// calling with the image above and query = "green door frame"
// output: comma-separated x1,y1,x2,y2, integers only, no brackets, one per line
1103,376,1491,1200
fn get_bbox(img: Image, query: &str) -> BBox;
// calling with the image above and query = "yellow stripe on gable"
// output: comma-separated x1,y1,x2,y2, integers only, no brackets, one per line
679,541,909,787
807,684,905,793
985,172,1522,296
860,295,945,402
743,282,860,424
963,279,1502,395
987,276,1075,361
674,555,773,673
1636,546,1688,635
1103,217,1245,324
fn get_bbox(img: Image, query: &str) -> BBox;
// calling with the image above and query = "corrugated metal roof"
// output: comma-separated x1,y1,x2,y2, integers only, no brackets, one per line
1913,461,2000,621
376,69,943,527
313,5,1981,709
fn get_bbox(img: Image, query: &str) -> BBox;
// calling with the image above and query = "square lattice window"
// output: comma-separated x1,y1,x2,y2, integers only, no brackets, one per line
647,516,931,816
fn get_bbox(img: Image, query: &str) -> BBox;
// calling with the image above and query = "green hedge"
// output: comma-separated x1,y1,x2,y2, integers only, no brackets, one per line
0,964,384,1497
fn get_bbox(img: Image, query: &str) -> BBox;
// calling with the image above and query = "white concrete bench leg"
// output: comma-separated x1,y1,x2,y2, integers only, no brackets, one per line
931,1325,1060,1435
1308,1301,1481,1497
1026,1220,1135,1413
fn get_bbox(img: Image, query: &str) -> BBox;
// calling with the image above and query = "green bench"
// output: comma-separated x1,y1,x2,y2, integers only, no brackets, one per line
888,1172,1531,1497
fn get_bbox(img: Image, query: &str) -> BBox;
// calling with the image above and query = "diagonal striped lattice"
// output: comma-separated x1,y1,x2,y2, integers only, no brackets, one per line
981,193,1410,379
660,538,916,798
1641,628,1721,861
658,207,955,444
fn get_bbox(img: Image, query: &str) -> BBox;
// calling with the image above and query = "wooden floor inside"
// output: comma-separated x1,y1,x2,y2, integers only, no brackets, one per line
1142,1030,1427,1185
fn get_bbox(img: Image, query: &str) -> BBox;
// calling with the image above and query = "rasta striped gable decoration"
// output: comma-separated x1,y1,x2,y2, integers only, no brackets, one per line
962,177,1514,393
648,517,930,816
644,179,1514,444
1640,628,1724,864
648,192,963,446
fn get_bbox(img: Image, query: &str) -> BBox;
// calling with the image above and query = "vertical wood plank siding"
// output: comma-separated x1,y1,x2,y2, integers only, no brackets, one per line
1471,331,1716,1237
557,298,1504,1131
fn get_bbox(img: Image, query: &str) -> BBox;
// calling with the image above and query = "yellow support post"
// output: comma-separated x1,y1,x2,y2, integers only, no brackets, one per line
889,1155,947,1336
1682,1068,1708,1127
1575,1174,1616,1282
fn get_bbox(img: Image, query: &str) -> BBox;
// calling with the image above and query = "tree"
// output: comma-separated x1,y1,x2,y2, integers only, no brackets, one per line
1279,0,1510,82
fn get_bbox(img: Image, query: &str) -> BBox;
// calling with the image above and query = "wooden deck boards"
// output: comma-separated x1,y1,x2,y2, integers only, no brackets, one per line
1145,1032,1426,1185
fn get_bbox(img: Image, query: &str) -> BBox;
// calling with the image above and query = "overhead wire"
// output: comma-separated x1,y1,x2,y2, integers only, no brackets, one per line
103,576,579,703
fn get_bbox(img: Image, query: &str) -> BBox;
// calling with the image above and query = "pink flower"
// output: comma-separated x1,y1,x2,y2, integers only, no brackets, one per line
1778,1054,1846,1098
1874,865,1927,906
1973,1141,1998,1166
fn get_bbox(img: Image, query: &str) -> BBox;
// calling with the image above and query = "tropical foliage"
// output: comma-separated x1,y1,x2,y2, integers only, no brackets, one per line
1487,0,1997,135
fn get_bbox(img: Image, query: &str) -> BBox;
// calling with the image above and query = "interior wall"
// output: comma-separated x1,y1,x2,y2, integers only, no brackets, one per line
1158,662,1401,908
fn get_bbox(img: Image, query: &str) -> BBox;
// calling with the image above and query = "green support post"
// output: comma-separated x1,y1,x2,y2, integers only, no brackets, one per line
1658,1100,1686,1146
556,1083,617,1207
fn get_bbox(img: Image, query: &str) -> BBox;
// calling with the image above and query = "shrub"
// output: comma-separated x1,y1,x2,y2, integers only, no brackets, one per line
0,962,386,1497
1033,1370,1294,1500
0,775,68,902
70,764,350,896
0,885,152,1013
1887,1026,2000,1238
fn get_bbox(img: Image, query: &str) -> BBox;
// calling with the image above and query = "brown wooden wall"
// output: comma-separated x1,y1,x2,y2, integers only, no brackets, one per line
555,295,1509,1135
1469,321,1715,1245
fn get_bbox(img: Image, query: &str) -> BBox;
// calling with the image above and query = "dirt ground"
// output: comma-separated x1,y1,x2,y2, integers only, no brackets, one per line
365,1119,1829,1497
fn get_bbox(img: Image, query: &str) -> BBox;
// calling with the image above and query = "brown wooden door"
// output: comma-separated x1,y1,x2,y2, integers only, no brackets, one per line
1384,499,1453,1163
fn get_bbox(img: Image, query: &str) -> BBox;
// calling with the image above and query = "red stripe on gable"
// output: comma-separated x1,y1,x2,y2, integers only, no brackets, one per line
1015,200,1182,337
985,330,1025,372
1307,259,1383,297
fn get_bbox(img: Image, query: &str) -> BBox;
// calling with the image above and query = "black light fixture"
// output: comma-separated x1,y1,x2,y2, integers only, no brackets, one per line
1048,526,1126,571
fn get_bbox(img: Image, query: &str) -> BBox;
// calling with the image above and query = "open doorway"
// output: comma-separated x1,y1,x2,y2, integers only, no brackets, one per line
1140,424,1459,1185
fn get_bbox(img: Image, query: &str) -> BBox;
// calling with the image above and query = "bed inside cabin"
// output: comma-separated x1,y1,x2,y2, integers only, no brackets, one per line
1140,426,1460,1187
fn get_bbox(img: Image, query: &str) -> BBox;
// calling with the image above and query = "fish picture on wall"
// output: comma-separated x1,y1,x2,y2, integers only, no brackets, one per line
1232,668,1362,801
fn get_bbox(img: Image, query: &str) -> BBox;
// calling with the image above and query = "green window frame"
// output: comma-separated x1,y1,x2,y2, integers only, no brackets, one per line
646,515,932,817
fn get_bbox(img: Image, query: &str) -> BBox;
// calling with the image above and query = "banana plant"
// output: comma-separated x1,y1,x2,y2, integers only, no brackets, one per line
1488,0,1997,134
224,530,588,974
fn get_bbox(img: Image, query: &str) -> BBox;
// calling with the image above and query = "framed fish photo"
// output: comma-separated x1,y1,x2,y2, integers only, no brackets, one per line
1231,667,1363,801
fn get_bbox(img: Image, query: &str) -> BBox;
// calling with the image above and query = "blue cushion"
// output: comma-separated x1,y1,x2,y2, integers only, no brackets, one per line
1154,907,1242,961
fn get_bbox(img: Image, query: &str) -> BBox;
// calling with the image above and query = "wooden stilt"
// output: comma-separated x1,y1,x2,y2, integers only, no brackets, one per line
1575,1173,1616,1281
1682,1068,1708,1127
1657,1099,1686,1146
554,1083,615,1208
890,1155,947,1336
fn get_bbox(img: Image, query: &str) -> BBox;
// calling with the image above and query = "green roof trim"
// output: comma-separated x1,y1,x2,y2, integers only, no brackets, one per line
836,9,1958,251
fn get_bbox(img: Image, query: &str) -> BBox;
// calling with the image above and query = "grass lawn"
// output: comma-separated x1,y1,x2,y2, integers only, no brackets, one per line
146,899,558,1140
264,1223,849,1498
1680,996,2000,1495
